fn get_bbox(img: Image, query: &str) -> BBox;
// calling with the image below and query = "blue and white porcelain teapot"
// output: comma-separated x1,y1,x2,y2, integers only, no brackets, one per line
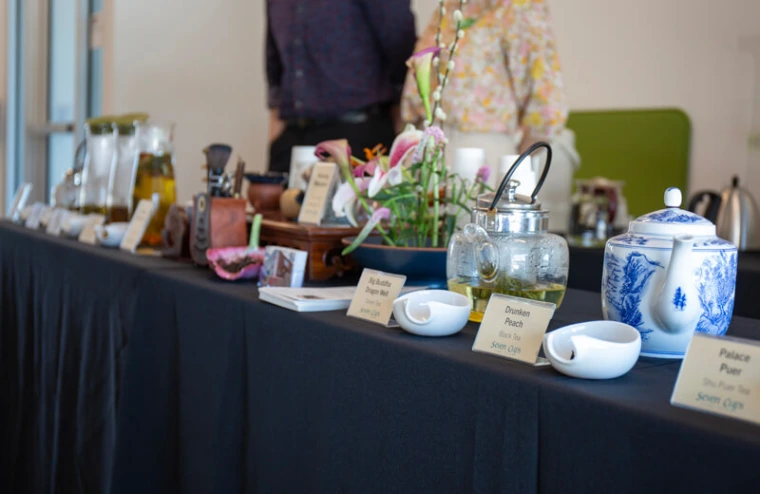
601,187,737,358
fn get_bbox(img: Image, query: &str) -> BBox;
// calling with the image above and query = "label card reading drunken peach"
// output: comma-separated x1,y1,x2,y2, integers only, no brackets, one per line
472,293,556,366
671,333,760,425
347,269,407,327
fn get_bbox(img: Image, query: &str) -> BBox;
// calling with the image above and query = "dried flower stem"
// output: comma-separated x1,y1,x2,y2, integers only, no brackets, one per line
431,0,464,128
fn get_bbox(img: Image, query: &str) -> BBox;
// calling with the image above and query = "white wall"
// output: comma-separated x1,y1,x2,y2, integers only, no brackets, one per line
113,0,760,203
112,0,266,202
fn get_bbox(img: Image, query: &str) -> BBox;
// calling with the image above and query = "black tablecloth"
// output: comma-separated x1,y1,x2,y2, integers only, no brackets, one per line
0,224,187,493
568,246,760,319
2,222,760,494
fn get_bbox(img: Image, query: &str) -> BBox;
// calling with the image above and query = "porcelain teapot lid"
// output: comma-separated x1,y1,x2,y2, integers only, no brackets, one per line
629,187,716,236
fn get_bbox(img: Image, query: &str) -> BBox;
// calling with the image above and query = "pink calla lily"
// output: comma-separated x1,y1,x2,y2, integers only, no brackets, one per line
406,47,441,123
353,157,381,178
388,128,424,169
315,139,352,176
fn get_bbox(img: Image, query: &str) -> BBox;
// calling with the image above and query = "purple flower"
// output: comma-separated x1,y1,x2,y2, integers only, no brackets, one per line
476,165,492,183
412,125,447,163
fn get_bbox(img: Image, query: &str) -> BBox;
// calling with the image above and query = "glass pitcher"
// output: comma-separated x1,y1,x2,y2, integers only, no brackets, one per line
132,121,177,247
79,122,116,216
447,143,569,322
107,122,138,222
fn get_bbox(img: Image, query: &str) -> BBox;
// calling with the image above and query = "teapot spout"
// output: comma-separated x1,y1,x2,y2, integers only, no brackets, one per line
652,234,701,333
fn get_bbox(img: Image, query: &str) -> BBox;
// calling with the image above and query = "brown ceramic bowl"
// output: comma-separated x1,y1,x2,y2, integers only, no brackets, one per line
245,173,287,212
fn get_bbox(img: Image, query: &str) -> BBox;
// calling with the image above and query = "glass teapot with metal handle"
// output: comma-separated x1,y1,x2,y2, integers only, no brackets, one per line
446,142,569,322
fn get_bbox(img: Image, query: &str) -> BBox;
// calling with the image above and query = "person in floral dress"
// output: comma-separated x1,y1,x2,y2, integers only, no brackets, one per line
402,0,568,166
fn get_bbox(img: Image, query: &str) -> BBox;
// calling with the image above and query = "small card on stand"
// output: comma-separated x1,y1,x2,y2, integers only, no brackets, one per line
297,162,339,226
671,333,760,426
24,203,46,230
78,214,106,244
120,199,155,252
472,293,556,366
7,183,32,222
347,269,407,327
45,209,69,236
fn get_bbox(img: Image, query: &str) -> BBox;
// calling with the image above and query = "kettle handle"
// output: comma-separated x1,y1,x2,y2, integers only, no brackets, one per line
490,141,553,210
687,191,721,222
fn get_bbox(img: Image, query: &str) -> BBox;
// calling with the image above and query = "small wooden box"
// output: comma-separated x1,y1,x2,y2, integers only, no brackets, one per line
257,217,362,281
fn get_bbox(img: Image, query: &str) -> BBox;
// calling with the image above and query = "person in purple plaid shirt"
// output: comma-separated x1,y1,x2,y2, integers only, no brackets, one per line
266,0,417,173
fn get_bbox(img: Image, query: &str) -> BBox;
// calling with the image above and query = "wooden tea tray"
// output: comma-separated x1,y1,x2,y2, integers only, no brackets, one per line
254,214,363,281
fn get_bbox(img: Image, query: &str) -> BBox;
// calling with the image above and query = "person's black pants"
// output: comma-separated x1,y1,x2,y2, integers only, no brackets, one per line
268,112,396,173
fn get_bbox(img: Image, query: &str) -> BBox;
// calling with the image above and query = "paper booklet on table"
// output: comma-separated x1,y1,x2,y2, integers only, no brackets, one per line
259,286,423,313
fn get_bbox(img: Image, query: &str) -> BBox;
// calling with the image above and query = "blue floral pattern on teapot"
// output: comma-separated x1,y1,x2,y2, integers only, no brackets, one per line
601,188,738,358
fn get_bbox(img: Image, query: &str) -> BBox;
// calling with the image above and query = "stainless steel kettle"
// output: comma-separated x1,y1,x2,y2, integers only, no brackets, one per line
689,176,760,251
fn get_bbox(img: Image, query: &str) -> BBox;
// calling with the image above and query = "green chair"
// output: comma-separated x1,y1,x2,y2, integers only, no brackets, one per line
566,108,691,217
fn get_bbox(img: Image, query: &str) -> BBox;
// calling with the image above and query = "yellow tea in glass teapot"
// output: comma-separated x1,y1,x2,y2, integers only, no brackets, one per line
447,143,569,322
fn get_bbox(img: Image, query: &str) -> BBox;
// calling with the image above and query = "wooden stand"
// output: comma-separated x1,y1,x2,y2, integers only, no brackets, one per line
257,216,363,281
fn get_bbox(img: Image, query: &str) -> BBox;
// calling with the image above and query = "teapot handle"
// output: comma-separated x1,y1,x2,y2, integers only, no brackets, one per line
490,141,553,210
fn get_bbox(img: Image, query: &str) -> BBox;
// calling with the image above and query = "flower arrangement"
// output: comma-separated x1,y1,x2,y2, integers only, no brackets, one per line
316,0,490,255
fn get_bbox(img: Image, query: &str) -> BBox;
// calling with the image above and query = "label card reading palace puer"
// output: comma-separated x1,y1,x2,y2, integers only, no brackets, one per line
298,162,339,226
347,269,407,327
120,199,155,252
472,293,556,366
671,333,760,425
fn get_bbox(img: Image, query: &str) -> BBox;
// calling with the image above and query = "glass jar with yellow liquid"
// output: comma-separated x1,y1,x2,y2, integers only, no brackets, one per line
131,122,177,247
446,143,569,322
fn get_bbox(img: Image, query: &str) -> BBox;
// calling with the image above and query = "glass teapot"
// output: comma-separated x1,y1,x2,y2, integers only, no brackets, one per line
132,121,177,247
447,143,569,322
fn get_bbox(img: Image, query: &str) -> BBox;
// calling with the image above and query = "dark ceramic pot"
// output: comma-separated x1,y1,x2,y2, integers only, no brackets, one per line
342,236,447,287
245,173,287,212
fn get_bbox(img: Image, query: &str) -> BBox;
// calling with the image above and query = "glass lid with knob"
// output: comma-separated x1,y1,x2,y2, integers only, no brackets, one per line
472,142,553,233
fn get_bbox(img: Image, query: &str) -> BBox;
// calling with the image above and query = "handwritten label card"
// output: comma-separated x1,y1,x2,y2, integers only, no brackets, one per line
24,203,46,230
45,209,69,236
78,214,106,244
7,183,32,221
671,333,760,425
472,294,556,366
347,269,407,327
298,162,339,225
120,199,155,252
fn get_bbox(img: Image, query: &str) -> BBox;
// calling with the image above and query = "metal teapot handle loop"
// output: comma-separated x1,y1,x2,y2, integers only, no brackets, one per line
489,141,553,211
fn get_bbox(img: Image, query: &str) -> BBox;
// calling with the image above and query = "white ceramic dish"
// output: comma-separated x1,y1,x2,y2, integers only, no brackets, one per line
95,222,129,248
392,290,470,337
542,321,641,380
61,213,88,238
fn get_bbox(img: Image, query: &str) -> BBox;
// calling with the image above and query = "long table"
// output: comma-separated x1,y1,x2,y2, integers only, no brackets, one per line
2,222,759,494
